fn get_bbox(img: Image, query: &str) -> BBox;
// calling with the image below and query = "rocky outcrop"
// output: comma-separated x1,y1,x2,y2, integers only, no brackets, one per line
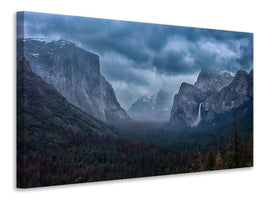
170,69,253,127
17,38,130,123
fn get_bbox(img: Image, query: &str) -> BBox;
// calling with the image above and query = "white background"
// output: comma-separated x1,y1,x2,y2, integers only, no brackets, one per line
1,0,266,199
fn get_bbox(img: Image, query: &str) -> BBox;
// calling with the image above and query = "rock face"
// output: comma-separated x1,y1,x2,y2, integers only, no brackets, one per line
170,83,207,126
127,90,172,121
17,58,116,137
194,71,234,95
248,70,253,97
202,70,253,121
170,70,253,127
17,38,130,123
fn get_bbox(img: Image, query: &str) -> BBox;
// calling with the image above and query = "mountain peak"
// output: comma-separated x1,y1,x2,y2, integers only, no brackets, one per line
179,82,195,93
140,95,156,103
54,39,76,47
194,70,234,94
127,89,172,122
180,82,193,88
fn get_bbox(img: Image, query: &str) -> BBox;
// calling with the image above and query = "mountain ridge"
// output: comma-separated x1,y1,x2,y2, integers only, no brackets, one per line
127,90,172,121
17,38,130,124
170,69,253,127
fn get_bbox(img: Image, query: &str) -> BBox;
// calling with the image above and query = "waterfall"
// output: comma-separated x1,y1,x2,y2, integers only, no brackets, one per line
191,103,202,127
197,103,202,122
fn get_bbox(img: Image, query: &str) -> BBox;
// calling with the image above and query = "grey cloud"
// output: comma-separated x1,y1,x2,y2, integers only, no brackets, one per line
100,52,151,86
21,11,253,109
23,12,253,76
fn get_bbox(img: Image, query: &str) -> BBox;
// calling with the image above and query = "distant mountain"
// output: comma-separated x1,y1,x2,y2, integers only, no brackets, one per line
170,70,253,127
17,38,130,124
127,90,172,121
127,95,156,120
17,57,116,137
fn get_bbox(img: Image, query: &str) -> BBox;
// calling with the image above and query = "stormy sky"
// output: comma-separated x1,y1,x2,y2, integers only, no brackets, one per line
19,12,253,110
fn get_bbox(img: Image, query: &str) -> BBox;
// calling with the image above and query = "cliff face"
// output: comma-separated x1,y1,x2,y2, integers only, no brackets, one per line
17,58,116,137
170,70,253,127
202,70,253,122
170,83,208,126
17,38,130,123
194,71,234,94
100,75,130,123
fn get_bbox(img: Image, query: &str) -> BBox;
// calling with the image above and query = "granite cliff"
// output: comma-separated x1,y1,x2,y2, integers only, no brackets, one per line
17,38,130,124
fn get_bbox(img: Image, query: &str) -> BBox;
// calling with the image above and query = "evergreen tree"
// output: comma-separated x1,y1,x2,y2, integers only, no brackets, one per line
190,151,204,172
247,134,253,167
205,150,215,170
225,112,245,168
215,151,224,170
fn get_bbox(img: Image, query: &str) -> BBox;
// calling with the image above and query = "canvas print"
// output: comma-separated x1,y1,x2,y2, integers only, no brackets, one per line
17,11,253,188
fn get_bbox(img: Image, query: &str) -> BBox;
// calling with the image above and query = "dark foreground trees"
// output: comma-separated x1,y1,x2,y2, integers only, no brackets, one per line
215,151,224,170
17,112,253,188
190,112,253,172
224,113,252,168
205,150,215,170
190,151,204,172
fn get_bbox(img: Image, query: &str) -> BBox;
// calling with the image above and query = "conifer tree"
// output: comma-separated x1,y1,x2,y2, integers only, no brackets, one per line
190,151,204,172
247,134,253,167
225,112,245,168
205,150,215,170
215,151,224,170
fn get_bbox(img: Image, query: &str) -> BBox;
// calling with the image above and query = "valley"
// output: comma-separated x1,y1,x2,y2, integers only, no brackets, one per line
17,38,253,188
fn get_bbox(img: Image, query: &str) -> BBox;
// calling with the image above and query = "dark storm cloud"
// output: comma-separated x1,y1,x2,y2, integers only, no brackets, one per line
100,52,151,86
153,50,196,74
23,11,253,75
22,12,253,109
